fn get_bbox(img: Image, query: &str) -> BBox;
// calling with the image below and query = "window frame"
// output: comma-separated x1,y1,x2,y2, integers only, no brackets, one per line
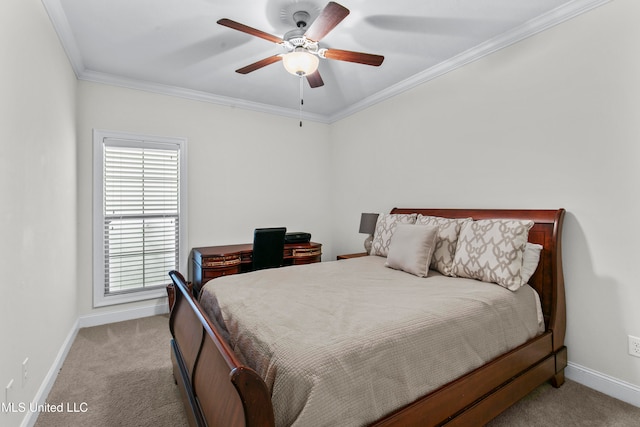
92,129,187,307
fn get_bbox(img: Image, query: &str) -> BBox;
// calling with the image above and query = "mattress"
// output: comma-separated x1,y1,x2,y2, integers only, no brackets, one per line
199,256,544,427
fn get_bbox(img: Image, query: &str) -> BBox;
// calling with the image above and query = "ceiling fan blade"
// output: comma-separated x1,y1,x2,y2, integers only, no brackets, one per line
217,18,283,44
306,70,324,88
304,2,350,42
236,55,282,74
323,49,384,66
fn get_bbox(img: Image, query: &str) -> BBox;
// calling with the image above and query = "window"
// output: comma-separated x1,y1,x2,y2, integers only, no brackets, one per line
93,130,187,307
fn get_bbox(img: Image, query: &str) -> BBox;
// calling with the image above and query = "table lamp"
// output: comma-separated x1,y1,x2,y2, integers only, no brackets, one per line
359,213,379,254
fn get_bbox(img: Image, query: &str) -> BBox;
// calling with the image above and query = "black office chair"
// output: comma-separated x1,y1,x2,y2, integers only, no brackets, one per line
252,227,287,271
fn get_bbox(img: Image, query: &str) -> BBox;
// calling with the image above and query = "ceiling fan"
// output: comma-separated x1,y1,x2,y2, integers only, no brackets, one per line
217,1,385,88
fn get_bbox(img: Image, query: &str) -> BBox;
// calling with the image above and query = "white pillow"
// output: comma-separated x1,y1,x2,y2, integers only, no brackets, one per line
452,219,534,290
385,224,439,277
521,243,543,285
370,213,417,257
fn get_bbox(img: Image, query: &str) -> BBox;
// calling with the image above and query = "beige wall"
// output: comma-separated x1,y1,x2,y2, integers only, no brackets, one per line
0,0,78,425
75,82,333,317
330,0,640,388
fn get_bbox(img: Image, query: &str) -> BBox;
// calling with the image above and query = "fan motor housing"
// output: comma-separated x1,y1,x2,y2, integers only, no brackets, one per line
284,28,306,46
283,27,318,53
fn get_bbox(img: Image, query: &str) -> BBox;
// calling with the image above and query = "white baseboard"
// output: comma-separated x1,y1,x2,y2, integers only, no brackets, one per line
566,362,640,408
20,302,169,427
77,301,170,328
20,318,79,427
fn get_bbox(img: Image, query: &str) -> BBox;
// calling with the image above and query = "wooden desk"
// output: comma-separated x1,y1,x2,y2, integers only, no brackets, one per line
190,242,322,293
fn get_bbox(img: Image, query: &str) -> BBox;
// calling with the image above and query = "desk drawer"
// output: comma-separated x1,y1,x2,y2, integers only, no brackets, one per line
203,266,240,280
202,255,241,268
290,247,322,258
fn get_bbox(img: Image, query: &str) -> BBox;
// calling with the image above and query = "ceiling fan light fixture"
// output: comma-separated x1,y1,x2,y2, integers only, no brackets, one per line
282,50,319,76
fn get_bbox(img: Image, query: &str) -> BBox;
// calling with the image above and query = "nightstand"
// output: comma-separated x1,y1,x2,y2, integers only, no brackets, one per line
336,252,368,260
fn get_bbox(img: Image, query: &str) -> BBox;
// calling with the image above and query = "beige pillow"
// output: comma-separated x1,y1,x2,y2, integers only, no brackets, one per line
370,213,417,257
416,215,471,276
452,219,534,290
385,224,439,277
521,243,543,285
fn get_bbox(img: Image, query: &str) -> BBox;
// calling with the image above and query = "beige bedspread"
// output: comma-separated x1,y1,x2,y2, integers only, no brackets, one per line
199,256,544,427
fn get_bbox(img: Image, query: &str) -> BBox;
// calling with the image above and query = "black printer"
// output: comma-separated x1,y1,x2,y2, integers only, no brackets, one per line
284,232,311,244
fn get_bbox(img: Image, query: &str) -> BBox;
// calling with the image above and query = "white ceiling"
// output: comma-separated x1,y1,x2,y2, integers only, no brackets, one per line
43,0,607,123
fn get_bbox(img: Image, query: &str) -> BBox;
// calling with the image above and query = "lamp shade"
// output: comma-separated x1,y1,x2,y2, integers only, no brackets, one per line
282,50,319,76
359,213,379,235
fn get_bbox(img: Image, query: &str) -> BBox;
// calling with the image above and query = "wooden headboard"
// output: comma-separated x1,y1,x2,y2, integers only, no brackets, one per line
390,208,566,352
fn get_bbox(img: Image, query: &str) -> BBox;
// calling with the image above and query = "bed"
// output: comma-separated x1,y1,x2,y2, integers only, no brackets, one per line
167,208,566,427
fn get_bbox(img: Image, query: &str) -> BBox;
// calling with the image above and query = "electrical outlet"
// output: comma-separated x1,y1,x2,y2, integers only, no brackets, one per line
630,335,640,358
22,358,29,387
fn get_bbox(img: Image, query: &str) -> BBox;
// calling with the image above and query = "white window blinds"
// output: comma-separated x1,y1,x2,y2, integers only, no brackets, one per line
93,130,186,307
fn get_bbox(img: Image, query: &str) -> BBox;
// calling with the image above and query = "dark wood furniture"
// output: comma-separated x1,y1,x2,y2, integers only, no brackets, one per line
168,208,566,427
337,252,368,260
189,241,322,293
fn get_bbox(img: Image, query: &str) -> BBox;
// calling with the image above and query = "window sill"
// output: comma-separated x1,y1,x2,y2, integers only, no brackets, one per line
93,287,168,308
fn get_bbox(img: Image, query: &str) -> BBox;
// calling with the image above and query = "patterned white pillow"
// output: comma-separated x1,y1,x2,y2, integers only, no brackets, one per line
370,213,417,257
385,224,439,277
452,219,534,290
416,215,471,276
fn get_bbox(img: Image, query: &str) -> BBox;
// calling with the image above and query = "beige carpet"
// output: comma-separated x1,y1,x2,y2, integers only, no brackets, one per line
35,315,187,427
34,315,640,426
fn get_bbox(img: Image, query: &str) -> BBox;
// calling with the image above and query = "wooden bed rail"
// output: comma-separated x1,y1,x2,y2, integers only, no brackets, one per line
168,270,275,427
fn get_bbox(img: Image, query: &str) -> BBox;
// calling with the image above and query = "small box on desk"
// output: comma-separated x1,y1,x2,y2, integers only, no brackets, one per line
285,232,311,244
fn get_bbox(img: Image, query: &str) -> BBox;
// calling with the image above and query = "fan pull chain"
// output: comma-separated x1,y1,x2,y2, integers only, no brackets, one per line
299,75,304,127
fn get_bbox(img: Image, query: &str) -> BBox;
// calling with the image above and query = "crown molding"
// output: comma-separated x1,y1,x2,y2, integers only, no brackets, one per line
43,0,610,124
328,0,611,123
79,70,330,124
41,0,84,77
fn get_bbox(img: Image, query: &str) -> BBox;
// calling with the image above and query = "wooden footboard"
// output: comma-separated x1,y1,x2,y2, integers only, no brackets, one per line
168,270,275,427
372,334,566,426
168,208,566,427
